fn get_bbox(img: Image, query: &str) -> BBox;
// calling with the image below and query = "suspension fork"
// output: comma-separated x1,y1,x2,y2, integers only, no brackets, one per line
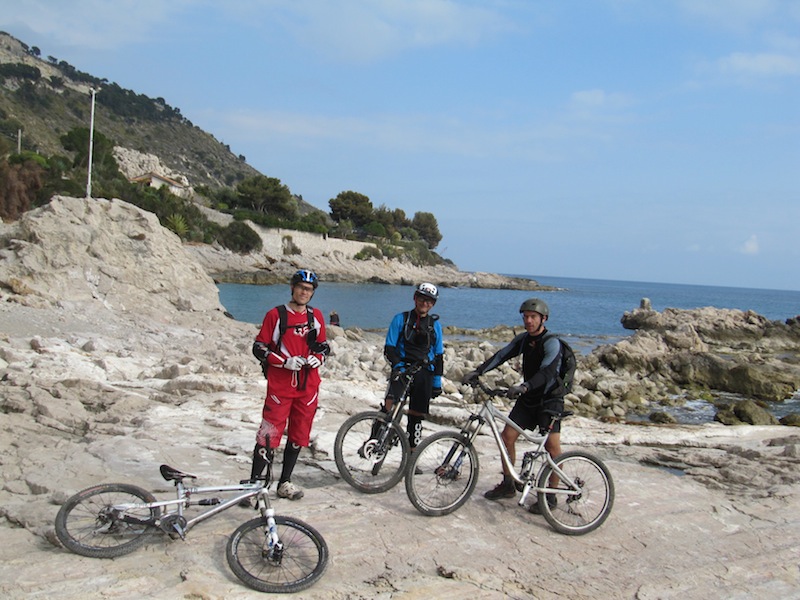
441,414,483,464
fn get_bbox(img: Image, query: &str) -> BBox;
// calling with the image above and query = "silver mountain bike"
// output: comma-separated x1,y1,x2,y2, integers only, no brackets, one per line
405,380,615,535
54,462,328,593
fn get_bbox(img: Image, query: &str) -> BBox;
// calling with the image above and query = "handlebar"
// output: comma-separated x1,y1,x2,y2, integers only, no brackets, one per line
471,379,508,397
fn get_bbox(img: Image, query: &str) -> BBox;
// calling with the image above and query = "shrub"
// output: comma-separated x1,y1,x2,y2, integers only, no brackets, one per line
218,220,262,253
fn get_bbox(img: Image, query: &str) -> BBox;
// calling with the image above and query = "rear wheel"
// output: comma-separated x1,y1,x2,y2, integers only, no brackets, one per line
54,483,161,558
405,431,479,516
536,450,615,535
226,515,329,594
334,411,410,493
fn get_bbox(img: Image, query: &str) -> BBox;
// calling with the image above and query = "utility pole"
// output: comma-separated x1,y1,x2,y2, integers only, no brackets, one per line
86,88,97,199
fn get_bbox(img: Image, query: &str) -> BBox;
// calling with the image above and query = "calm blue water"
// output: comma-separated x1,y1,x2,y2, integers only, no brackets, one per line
218,275,800,341
219,275,800,422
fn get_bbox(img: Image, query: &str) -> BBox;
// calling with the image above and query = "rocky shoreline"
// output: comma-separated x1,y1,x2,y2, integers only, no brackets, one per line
183,214,554,291
1,196,799,598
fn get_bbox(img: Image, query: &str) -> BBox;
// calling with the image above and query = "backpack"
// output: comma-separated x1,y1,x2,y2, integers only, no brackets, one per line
543,334,577,394
254,305,317,377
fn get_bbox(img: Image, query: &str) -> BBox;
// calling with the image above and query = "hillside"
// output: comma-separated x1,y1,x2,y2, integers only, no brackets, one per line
0,31,259,191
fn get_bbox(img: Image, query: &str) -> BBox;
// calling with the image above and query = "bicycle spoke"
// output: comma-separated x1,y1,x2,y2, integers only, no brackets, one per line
227,516,328,593
335,412,409,493
537,451,614,535
406,432,478,516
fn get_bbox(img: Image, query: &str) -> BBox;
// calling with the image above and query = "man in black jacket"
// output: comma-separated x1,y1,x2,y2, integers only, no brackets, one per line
463,298,565,512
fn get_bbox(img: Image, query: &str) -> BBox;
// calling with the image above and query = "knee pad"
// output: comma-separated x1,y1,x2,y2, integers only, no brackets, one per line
407,414,423,448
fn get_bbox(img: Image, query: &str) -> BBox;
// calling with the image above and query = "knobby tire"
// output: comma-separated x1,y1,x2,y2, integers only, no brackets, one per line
536,450,615,535
333,411,410,493
405,430,479,516
226,515,328,594
54,483,161,558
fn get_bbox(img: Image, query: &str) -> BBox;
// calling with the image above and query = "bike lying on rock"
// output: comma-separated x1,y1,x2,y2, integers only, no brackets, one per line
54,461,328,594
333,361,427,493
405,379,615,535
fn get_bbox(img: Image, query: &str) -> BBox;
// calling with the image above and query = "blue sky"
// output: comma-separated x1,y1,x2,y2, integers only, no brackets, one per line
2,1,799,291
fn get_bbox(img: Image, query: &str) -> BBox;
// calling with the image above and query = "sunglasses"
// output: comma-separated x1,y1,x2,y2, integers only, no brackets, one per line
414,294,435,305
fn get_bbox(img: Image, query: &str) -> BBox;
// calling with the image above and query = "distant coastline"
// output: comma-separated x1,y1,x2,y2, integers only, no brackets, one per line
185,224,555,292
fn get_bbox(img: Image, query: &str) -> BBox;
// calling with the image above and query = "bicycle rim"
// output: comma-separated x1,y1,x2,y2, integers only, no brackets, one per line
226,515,329,594
334,411,409,493
405,431,478,516
536,450,615,535
54,483,160,558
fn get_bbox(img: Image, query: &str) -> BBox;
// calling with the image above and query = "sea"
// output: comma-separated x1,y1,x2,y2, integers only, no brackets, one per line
218,275,800,423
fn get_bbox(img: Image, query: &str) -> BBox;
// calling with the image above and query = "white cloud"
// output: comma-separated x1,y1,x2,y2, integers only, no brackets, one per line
740,234,760,255
719,51,800,76
0,0,194,49
677,0,785,31
569,89,632,110
266,0,518,63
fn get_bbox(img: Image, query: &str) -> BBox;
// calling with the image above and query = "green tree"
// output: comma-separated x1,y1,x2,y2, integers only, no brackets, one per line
236,175,296,218
60,127,118,174
411,211,442,249
329,191,373,227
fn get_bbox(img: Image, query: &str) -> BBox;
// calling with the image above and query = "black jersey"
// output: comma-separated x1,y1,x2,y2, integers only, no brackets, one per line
477,328,565,400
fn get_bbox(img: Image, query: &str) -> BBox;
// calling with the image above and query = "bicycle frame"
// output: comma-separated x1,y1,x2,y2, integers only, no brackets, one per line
375,363,423,440
115,477,274,540
459,398,579,505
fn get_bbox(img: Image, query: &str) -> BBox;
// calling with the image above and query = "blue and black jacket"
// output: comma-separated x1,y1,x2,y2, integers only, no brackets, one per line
384,310,444,389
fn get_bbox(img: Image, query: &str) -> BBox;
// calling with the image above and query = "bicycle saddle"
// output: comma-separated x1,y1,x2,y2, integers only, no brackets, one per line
159,464,198,482
543,409,573,419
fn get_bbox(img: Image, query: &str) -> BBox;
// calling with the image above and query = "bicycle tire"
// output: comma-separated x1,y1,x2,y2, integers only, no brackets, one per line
226,515,329,594
54,483,161,558
333,411,410,493
536,450,615,535
405,430,479,516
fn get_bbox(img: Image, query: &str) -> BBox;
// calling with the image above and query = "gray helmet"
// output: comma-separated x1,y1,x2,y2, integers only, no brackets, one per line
519,298,549,317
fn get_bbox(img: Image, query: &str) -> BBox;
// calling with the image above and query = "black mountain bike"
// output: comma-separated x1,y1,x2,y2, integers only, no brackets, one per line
333,361,426,493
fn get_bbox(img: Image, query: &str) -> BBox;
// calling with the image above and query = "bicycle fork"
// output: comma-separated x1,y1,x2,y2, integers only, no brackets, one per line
434,416,481,480
258,497,284,564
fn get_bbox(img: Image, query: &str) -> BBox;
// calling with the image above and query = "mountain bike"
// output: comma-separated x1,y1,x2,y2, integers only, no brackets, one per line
54,460,329,594
405,380,615,535
333,361,427,493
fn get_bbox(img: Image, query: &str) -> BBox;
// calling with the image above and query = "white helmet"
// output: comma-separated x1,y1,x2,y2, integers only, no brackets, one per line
415,282,439,301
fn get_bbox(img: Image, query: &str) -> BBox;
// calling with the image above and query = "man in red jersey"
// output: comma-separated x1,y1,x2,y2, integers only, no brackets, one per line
248,269,329,500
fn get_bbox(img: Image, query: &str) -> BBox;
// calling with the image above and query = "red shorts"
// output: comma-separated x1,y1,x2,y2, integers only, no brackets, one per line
256,388,319,448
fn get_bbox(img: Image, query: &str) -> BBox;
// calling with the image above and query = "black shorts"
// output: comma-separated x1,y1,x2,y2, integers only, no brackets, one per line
387,368,433,414
508,397,565,434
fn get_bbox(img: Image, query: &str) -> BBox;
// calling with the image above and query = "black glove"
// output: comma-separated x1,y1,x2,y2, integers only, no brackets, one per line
432,387,442,398
463,370,481,385
507,383,528,399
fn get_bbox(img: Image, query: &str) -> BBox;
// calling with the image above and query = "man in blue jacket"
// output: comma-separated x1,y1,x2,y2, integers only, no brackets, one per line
383,282,445,450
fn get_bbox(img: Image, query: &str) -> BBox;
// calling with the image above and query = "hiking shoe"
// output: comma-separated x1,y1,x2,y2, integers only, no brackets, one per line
484,479,516,500
277,481,304,500
528,493,557,514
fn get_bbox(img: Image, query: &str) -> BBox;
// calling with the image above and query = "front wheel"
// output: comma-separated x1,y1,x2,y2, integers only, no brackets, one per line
536,450,615,535
226,515,329,594
54,483,161,558
405,431,479,516
334,411,410,493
